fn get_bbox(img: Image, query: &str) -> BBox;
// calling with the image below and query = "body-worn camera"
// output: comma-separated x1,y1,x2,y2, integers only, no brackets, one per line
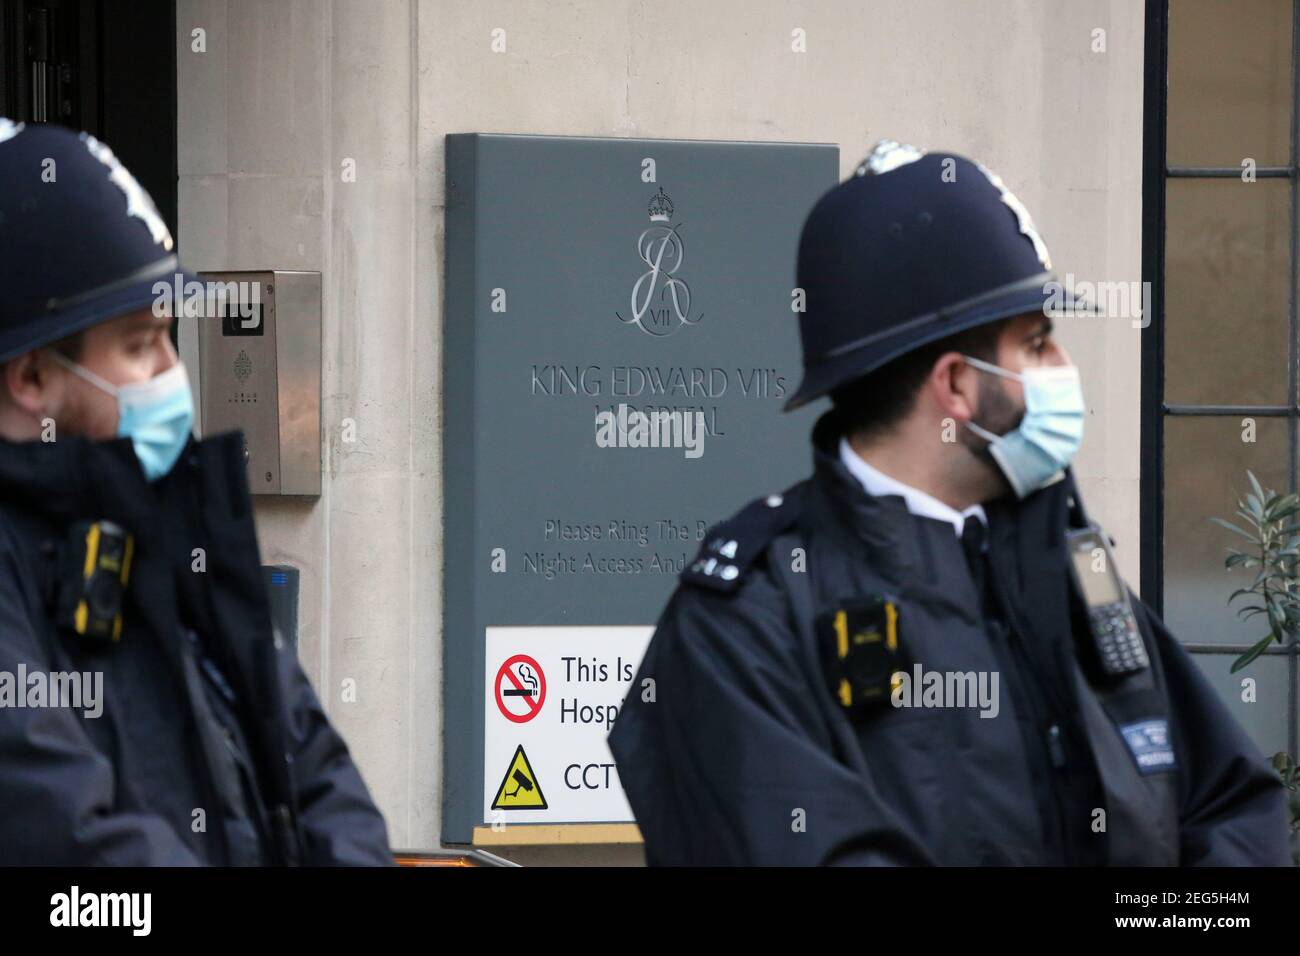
52,520,134,646
817,595,906,713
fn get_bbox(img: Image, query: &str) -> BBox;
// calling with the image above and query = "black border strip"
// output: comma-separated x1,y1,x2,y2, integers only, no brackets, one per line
1140,0,1168,612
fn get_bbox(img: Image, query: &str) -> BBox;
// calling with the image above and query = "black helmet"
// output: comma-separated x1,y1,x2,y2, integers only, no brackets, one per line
0,120,193,364
785,141,1083,412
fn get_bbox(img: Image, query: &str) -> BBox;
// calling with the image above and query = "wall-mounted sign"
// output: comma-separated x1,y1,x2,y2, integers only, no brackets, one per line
442,133,838,843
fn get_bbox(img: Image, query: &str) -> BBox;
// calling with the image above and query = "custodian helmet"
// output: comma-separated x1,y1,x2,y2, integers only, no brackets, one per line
785,140,1083,411
0,120,189,364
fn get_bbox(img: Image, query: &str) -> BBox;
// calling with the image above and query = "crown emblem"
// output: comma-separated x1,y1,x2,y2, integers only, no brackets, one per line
647,187,674,222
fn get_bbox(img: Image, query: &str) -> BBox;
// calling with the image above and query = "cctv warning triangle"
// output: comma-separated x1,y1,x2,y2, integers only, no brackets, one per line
491,744,548,810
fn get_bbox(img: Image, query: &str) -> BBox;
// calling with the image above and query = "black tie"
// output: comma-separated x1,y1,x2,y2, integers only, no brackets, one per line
960,517,988,608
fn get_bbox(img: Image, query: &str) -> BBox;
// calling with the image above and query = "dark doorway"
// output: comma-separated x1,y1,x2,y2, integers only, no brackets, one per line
0,0,177,235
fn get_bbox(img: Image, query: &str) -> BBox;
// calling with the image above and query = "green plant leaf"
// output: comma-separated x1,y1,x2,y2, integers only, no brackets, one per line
1248,470,1266,504
1269,496,1300,521
1210,517,1258,542
1231,635,1275,673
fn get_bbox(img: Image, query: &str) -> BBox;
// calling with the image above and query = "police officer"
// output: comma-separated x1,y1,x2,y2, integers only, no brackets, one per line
0,120,392,865
608,141,1293,866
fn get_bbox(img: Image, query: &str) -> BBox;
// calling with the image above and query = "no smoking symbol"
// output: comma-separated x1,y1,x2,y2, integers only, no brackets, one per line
495,655,546,723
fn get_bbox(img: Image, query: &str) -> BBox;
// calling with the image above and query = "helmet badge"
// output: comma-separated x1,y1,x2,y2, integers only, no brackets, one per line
975,161,1052,271
79,132,175,252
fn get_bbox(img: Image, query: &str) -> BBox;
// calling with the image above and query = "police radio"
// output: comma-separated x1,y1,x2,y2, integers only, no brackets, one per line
1065,525,1148,679
52,520,134,646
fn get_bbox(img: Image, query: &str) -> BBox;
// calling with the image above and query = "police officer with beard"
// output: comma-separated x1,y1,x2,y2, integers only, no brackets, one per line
608,141,1293,866
0,121,391,865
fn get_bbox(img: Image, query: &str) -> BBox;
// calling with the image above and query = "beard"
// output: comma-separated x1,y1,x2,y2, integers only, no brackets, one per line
958,373,1024,463
49,371,120,441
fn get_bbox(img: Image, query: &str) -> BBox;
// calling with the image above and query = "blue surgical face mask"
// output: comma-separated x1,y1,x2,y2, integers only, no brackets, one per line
960,354,1085,498
49,351,195,482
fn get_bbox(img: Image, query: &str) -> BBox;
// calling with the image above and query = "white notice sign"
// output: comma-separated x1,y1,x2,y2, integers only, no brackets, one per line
483,626,654,824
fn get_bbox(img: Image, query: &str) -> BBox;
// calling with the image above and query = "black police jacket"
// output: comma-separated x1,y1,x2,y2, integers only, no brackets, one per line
608,410,1293,865
0,431,392,865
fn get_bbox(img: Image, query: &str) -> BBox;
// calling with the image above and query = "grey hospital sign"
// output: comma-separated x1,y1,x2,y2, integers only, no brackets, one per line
442,132,838,843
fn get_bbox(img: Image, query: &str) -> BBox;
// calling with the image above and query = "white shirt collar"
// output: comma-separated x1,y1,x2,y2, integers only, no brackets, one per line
838,436,987,539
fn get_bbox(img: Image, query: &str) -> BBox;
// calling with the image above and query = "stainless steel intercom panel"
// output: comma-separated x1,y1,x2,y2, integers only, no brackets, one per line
197,270,321,496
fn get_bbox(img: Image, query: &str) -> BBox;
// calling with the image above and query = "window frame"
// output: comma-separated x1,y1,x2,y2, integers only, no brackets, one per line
1142,0,1299,763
